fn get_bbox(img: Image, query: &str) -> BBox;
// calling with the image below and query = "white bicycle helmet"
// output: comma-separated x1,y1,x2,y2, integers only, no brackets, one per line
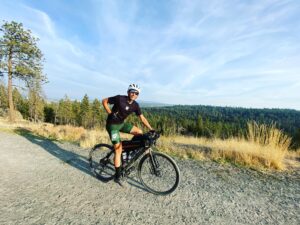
128,84,141,93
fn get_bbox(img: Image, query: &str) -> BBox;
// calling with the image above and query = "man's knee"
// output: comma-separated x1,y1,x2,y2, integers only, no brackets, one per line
131,127,143,135
136,128,143,135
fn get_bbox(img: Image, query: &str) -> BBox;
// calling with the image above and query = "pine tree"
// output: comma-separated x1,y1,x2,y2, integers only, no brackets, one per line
57,95,72,124
0,21,46,122
12,87,29,119
0,82,8,109
72,100,81,126
80,94,91,128
91,98,103,127
27,79,45,122
44,103,55,123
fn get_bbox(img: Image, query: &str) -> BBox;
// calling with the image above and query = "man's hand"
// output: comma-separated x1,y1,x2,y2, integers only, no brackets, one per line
108,112,119,120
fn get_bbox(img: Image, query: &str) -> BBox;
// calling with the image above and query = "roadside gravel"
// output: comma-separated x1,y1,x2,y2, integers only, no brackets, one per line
0,131,299,225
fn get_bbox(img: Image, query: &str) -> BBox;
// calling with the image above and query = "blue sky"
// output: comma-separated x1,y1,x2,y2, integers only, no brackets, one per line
1,0,300,109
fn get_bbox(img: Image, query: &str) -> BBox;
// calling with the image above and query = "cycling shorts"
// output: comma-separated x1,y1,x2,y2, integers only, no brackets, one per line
106,122,133,145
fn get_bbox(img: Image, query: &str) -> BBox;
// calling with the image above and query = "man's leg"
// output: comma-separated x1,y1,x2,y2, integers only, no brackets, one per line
113,142,123,180
107,126,123,181
130,125,143,136
114,142,122,168
106,124,128,186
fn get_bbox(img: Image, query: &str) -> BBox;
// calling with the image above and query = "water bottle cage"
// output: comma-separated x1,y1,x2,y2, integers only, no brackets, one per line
121,152,127,163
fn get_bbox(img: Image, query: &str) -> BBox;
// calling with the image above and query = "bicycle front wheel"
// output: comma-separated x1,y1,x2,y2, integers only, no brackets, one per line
138,151,180,195
89,144,115,181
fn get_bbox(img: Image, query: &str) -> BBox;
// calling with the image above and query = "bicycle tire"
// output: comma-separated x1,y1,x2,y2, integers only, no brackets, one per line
89,144,115,181
138,151,180,195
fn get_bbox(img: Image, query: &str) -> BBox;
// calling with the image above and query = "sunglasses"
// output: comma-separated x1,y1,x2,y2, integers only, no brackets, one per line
130,91,139,96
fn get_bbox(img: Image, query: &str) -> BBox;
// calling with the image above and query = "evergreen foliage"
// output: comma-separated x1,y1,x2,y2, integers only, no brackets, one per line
0,82,8,108
142,105,300,148
1,21,298,149
0,21,47,121
2,89,299,148
80,94,91,128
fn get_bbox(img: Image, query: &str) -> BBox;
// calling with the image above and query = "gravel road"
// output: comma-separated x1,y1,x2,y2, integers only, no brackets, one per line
0,131,299,225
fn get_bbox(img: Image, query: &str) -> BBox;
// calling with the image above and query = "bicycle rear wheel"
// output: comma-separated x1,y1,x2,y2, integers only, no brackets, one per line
89,144,115,181
138,151,180,195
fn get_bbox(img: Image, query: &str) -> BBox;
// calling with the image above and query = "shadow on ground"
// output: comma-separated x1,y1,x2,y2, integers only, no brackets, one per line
15,128,94,177
15,128,149,192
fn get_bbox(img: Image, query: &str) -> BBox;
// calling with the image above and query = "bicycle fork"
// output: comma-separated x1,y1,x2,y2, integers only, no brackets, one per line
148,151,161,176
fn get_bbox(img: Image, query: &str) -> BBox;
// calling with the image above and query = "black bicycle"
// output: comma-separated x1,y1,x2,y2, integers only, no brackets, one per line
88,131,180,195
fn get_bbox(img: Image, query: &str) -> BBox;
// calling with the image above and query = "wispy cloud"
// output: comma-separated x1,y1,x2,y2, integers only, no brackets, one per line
0,0,299,109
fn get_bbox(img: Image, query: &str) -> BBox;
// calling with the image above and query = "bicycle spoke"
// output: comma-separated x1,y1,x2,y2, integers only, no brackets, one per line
89,144,115,181
138,152,180,195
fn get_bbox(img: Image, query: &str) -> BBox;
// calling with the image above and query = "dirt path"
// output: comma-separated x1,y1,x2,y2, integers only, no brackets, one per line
0,131,299,225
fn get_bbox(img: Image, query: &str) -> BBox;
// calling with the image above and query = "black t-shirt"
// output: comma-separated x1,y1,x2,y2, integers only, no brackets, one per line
106,95,142,125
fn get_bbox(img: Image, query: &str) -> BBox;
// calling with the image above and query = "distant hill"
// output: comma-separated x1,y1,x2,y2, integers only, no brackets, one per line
139,101,172,108
141,105,300,148
46,98,171,108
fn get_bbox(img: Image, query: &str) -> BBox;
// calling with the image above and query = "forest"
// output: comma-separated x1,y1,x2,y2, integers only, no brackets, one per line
1,84,299,149
142,105,300,148
1,21,299,149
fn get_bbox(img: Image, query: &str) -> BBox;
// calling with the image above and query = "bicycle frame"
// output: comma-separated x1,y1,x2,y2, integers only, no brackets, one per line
97,131,161,177
122,146,150,172
89,131,180,195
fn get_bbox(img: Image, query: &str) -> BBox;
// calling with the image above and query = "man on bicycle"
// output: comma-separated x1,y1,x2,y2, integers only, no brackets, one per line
102,84,153,186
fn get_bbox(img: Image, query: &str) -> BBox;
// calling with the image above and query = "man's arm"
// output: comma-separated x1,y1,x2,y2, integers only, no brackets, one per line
102,98,112,115
138,114,153,130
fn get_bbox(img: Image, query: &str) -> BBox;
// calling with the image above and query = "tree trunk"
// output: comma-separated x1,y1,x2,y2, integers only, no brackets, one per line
7,51,15,122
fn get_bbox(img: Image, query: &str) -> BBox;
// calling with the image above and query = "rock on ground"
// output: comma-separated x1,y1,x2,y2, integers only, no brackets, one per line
0,131,299,225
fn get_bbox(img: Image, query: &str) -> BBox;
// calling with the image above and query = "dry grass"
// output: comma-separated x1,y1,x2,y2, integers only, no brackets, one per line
79,129,110,148
0,117,126,148
287,148,300,158
158,135,288,170
209,138,287,170
0,118,85,142
1,117,298,170
157,135,207,160
157,121,294,170
284,150,300,170
246,121,291,152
